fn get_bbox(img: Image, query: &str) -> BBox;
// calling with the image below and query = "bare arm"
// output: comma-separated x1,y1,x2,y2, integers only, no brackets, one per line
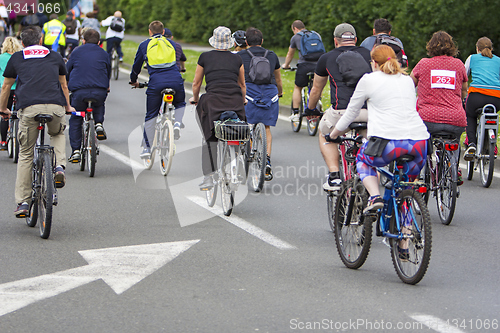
59,75,74,113
307,74,328,109
238,65,246,104
462,81,468,99
410,71,418,86
274,68,283,96
282,47,296,69
0,77,15,117
190,64,204,103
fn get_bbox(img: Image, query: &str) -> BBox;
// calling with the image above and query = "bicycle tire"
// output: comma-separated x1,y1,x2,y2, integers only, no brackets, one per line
205,174,218,207
112,50,119,80
247,123,267,192
143,128,156,170
479,132,495,188
327,192,336,232
220,143,234,216
26,197,38,227
79,123,87,172
159,119,174,176
436,154,457,225
87,119,97,177
39,152,54,239
423,160,431,205
333,180,372,269
467,160,474,181
9,119,19,163
290,95,303,133
389,189,431,285
307,100,322,136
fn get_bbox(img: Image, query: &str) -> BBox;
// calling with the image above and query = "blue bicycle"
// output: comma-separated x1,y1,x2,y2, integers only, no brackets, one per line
333,139,432,284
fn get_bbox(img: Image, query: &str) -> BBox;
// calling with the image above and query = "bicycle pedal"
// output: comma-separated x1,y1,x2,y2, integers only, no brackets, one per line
53,193,58,206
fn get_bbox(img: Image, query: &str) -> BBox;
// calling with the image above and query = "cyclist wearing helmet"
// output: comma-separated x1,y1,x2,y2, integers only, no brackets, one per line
232,30,247,52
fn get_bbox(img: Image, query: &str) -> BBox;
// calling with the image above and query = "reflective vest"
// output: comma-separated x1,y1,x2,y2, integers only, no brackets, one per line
43,19,66,46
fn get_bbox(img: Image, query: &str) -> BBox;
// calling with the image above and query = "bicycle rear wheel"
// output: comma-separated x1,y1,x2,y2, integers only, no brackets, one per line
112,50,119,80
26,197,38,227
290,96,303,133
436,155,457,225
467,160,474,180
307,100,322,136
423,160,431,205
479,132,495,187
87,119,97,177
333,180,372,269
39,152,54,239
8,119,19,163
220,144,234,216
389,190,431,285
205,174,218,207
327,192,336,232
79,124,87,172
247,123,267,192
159,119,174,176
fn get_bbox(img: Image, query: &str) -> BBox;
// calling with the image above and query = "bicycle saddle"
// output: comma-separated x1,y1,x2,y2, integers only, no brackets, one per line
34,114,53,123
349,122,367,130
395,154,414,163
161,88,176,96
83,98,98,104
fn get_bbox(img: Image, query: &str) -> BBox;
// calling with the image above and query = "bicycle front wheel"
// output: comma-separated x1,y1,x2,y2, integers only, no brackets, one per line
436,155,457,225
479,132,495,187
79,123,87,172
307,100,322,136
290,95,303,133
205,174,218,207
112,51,119,80
389,190,431,285
159,119,174,176
423,160,431,205
39,152,54,239
247,123,267,192
87,119,97,177
8,119,19,163
220,144,234,216
333,180,372,269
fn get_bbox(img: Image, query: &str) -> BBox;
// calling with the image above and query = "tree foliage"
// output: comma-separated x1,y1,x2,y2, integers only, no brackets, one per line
97,0,500,66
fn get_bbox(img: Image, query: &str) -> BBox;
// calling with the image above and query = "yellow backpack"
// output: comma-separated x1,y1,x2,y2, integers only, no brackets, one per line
146,36,176,69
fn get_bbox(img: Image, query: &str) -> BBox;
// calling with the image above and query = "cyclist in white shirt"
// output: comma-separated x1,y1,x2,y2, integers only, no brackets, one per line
101,11,125,61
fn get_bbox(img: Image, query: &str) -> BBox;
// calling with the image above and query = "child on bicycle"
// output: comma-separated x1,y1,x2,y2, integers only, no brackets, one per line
130,21,186,157
328,45,429,213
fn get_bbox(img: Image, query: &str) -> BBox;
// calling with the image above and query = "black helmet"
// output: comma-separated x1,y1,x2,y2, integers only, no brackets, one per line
232,30,246,46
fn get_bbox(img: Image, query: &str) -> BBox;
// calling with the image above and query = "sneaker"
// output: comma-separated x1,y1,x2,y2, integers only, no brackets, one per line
289,109,300,122
95,123,107,140
0,141,6,151
54,165,66,188
464,144,476,161
457,168,464,186
322,172,342,191
363,195,384,214
174,122,181,140
140,147,151,159
14,202,29,218
68,150,81,163
265,155,273,181
199,175,214,191
119,57,123,62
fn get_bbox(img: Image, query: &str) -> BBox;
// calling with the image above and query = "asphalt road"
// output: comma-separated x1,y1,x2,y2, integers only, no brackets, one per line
0,72,499,333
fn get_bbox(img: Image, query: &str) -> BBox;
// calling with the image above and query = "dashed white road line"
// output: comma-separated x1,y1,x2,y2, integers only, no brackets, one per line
99,144,144,171
409,314,465,333
187,195,296,250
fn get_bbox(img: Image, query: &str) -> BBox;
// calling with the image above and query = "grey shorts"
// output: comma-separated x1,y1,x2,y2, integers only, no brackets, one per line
319,106,368,136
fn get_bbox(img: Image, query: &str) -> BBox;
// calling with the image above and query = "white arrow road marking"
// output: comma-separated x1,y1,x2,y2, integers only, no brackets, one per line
188,196,296,250
0,240,199,317
409,314,465,333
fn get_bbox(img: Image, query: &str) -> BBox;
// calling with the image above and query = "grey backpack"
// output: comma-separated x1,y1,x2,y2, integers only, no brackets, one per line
246,49,272,85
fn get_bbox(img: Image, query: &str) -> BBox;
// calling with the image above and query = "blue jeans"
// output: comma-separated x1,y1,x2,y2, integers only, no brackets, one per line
106,37,123,59
69,88,108,151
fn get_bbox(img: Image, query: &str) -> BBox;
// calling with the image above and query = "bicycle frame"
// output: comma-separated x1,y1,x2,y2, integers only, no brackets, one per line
476,104,498,159
376,164,425,240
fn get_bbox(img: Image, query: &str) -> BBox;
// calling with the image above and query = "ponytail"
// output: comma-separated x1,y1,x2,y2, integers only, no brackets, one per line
371,45,407,75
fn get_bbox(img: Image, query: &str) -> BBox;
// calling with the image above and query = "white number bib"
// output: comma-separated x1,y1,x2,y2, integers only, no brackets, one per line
431,69,456,89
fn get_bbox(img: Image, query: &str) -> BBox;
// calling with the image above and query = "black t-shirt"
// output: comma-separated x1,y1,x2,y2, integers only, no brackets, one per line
198,50,242,93
238,46,281,85
315,45,371,109
4,47,67,110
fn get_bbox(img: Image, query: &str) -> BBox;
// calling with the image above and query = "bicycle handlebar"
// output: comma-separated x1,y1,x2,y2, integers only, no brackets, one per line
131,82,149,89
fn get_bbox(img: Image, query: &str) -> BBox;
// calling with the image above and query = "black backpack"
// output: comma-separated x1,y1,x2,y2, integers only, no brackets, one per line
336,50,371,87
25,14,39,26
374,35,408,67
63,18,77,35
110,17,124,32
246,49,272,85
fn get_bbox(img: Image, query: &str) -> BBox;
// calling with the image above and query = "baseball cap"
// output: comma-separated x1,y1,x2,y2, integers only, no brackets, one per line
163,28,172,38
333,23,356,39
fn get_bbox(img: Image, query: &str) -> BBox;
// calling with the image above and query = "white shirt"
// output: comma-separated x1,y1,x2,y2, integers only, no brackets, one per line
101,16,125,39
336,71,429,140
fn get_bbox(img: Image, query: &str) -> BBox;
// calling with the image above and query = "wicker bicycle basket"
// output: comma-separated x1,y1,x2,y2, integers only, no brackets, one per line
214,120,251,142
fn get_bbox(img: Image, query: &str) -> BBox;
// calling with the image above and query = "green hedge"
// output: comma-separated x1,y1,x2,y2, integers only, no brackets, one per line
98,0,500,67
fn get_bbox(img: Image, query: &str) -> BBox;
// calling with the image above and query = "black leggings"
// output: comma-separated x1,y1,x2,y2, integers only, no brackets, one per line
0,91,14,142
465,92,500,145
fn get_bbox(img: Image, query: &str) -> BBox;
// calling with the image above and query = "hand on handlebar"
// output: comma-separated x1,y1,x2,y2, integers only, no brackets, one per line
304,107,321,117
324,134,342,143
129,81,140,88
189,96,198,105
0,108,11,119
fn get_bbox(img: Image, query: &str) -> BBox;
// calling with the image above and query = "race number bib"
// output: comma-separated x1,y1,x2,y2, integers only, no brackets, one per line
431,70,456,89
23,46,50,59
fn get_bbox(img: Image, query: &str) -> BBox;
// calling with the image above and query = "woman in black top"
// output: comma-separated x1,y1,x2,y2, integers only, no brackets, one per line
190,26,246,189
